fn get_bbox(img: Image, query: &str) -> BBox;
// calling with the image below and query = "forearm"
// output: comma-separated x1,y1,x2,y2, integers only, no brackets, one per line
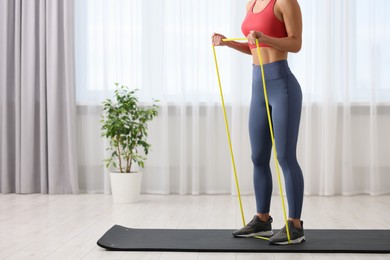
225,41,252,55
262,35,301,53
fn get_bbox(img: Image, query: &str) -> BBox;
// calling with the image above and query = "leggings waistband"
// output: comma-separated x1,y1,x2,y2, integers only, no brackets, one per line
252,60,292,81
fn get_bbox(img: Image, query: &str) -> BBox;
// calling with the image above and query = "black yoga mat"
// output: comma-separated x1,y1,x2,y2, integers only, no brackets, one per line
97,225,390,253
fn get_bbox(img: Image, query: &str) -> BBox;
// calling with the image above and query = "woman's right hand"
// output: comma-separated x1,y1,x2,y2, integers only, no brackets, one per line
212,33,228,46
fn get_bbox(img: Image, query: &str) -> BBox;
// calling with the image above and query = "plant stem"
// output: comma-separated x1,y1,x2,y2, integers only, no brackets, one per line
126,140,131,172
126,155,131,172
116,135,123,173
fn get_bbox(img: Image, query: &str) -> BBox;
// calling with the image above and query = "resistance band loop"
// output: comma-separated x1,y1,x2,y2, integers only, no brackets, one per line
212,44,246,228
212,37,291,243
255,39,291,243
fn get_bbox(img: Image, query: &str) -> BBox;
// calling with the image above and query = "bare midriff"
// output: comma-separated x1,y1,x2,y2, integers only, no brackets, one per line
250,47,287,65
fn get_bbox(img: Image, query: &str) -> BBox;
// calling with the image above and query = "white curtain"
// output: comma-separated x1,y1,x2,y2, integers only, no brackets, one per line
75,0,390,195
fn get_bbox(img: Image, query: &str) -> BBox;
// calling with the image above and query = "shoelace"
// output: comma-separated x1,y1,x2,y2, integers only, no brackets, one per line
247,219,258,227
279,223,299,235
279,225,288,234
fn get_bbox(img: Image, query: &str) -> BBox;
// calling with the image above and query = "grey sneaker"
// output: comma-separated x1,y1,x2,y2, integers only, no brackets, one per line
269,220,305,245
233,215,273,238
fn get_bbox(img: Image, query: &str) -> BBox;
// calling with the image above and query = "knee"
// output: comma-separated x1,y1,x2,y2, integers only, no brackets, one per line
251,152,268,167
277,154,290,169
277,153,300,172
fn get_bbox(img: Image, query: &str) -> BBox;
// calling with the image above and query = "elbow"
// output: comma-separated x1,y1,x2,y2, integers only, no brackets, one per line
287,36,301,53
291,45,301,53
291,38,302,53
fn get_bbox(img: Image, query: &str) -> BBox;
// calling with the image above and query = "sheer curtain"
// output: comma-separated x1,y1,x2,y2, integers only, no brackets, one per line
75,0,390,195
293,0,390,195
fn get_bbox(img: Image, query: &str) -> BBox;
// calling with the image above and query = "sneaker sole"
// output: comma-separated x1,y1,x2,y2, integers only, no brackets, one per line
233,230,274,238
269,235,305,245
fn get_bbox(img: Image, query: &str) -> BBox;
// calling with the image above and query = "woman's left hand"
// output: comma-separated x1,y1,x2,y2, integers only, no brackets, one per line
247,30,265,45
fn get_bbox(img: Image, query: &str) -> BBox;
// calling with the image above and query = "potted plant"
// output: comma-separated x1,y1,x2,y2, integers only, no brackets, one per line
101,83,159,203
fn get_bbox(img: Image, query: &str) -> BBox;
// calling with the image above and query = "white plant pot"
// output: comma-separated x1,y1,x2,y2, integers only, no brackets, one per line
109,171,143,203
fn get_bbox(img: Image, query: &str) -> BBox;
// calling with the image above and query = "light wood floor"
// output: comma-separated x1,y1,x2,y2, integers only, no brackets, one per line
0,194,389,259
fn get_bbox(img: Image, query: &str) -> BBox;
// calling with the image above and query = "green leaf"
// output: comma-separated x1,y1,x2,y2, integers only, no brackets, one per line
100,83,159,172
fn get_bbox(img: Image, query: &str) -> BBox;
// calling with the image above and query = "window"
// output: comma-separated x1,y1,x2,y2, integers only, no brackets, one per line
75,0,390,104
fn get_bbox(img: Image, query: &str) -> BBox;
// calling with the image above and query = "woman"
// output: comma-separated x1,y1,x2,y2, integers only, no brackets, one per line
212,0,304,245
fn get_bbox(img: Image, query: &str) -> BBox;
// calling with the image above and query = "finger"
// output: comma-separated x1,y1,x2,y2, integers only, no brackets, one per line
247,34,253,44
212,33,217,43
214,37,218,46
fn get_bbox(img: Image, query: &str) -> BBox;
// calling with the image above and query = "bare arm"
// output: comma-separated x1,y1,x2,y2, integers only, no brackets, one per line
211,0,253,55
226,41,252,55
212,33,251,55
248,0,302,53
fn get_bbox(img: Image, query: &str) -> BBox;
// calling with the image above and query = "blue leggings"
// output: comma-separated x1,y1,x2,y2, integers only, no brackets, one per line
249,60,304,219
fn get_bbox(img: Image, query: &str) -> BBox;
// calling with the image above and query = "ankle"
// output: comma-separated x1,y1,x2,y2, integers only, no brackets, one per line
288,218,302,229
256,213,270,223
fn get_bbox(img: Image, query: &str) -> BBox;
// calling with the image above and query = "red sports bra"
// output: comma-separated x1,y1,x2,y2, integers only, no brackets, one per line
241,0,287,48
